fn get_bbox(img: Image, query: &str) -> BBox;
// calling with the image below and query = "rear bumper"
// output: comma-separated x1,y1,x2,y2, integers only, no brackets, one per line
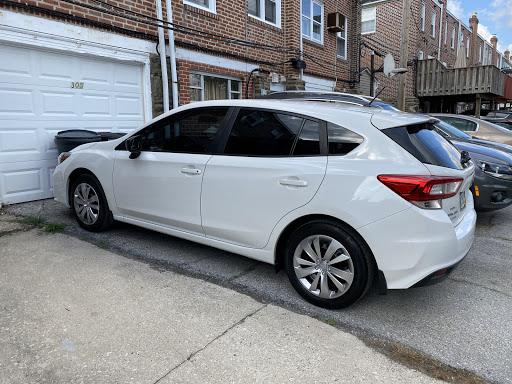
358,196,476,290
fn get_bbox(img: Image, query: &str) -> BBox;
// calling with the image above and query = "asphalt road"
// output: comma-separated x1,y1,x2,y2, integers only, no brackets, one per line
5,199,512,383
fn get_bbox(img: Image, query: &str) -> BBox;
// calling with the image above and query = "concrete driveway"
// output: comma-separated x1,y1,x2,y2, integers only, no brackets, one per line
3,199,511,383
0,218,445,383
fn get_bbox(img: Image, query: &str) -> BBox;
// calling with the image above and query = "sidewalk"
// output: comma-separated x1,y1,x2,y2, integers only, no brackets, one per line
0,215,441,383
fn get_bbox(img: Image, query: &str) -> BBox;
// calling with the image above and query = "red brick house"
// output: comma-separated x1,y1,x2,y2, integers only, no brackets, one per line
0,0,362,204
359,0,512,111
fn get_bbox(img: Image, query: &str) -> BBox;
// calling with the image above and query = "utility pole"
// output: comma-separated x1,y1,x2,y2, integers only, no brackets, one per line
397,0,411,111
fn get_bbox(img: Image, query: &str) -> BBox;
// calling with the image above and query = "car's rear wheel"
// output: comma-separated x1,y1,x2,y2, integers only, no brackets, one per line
284,221,374,309
71,174,112,232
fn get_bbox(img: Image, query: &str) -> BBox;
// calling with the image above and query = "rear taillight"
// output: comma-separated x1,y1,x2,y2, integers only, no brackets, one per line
378,175,463,209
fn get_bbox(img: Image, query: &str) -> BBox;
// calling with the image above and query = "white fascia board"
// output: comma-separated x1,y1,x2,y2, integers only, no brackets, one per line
175,47,260,73
0,9,156,59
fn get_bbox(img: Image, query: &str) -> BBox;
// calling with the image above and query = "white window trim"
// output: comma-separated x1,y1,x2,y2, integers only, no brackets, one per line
184,0,216,14
248,0,281,28
361,6,376,35
444,21,447,44
466,37,470,58
479,43,482,62
430,11,436,37
189,71,242,102
336,16,348,60
421,2,425,31
302,0,324,44
451,26,455,49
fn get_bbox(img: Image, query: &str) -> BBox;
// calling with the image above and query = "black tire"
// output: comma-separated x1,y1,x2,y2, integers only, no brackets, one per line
284,221,374,309
70,174,112,232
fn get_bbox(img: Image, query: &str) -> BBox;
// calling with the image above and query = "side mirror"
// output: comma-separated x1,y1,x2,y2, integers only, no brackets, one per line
125,135,142,159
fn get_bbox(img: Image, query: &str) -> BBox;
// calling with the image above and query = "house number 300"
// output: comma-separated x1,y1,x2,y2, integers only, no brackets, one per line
71,82,84,89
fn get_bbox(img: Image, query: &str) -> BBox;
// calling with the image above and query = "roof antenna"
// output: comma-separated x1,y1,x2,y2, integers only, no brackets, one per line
368,86,386,107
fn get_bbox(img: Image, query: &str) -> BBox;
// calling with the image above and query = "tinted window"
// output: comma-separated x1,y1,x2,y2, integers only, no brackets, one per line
293,120,321,155
434,121,472,139
497,122,512,130
327,122,364,155
495,112,509,119
439,117,477,132
224,109,302,156
140,107,228,153
383,124,463,170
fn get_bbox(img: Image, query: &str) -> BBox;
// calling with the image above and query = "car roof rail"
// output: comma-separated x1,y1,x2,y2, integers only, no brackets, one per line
259,91,373,106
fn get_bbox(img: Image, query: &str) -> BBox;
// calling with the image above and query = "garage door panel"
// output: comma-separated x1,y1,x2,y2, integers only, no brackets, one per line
81,93,112,117
41,91,78,116
114,65,142,90
0,46,32,80
116,96,143,117
0,129,39,153
0,160,56,204
39,55,74,80
0,88,35,115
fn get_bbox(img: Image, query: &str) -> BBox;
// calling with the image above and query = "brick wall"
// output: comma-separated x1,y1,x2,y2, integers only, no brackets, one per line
3,0,361,108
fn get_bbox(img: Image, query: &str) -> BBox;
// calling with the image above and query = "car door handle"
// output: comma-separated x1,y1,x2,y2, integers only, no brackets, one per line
279,178,308,187
180,167,202,175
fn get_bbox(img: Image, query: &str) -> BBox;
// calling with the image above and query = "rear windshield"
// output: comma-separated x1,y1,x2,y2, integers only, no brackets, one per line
383,124,463,170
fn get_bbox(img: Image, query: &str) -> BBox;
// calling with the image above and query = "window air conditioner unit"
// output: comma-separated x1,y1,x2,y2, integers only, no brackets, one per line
327,13,345,33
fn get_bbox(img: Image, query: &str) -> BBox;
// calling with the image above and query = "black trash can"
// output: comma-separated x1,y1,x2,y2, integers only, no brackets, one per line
54,130,101,154
98,132,127,141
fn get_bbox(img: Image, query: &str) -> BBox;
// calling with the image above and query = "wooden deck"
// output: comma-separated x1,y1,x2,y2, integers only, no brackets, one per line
416,59,505,98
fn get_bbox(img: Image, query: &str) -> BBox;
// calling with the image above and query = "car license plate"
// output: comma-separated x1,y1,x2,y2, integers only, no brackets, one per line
460,191,466,210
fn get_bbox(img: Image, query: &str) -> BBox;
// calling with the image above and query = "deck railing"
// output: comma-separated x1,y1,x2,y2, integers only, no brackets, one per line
416,59,505,97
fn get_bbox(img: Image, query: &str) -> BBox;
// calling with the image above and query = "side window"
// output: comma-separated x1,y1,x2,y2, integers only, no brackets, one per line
445,118,477,132
224,109,302,156
141,107,228,153
327,122,363,155
293,119,320,155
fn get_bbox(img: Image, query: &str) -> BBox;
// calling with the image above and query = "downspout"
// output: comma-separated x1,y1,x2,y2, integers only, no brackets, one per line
438,3,443,61
164,0,179,108
457,19,461,56
155,0,169,113
299,1,303,81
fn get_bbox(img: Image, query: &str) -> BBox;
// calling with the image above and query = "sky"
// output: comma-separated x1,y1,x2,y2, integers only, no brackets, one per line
447,0,512,54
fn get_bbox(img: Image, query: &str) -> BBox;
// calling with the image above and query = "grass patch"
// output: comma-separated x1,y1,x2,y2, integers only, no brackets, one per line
16,216,66,234
99,242,109,249
17,216,46,227
43,222,66,234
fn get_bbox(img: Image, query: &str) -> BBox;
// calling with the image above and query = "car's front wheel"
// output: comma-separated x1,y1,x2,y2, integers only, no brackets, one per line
70,174,112,232
284,221,374,309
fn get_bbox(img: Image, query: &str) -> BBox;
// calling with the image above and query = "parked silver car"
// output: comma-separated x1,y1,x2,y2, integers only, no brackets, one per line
431,113,512,145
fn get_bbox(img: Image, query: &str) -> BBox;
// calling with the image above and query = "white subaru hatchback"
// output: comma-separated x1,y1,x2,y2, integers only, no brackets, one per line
53,99,476,309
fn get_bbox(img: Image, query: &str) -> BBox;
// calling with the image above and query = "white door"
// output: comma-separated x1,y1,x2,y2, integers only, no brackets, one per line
201,109,327,248
0,44,145,205
112,107,230,235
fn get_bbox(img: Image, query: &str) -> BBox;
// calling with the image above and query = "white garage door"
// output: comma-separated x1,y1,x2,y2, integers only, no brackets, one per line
0,44,145,205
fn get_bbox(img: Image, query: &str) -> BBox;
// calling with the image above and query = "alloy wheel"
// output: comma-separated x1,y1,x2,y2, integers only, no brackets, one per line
73,183,100,225
293,234,354,299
